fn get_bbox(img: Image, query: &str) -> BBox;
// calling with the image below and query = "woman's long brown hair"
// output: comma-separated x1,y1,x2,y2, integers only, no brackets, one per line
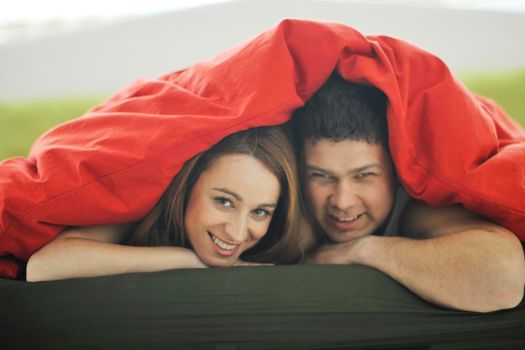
126,126,304,264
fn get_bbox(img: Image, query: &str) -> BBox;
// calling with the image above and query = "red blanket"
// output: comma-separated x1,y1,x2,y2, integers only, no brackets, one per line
1,19,524,278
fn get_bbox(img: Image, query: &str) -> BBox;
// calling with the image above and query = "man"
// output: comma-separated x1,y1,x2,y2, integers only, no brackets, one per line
290,72,525,313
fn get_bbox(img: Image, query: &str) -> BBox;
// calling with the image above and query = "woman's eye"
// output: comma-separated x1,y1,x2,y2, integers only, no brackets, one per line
214,197,233,208
252,208,272,219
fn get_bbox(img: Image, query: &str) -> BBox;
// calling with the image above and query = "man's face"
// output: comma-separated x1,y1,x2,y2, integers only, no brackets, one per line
303,138,396,243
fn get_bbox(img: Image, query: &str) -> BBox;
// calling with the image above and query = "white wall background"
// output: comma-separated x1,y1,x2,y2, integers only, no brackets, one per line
1,0,524,101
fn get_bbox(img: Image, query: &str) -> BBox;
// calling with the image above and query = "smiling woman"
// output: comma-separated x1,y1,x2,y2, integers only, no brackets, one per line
184,154,280,266
25,126,303,281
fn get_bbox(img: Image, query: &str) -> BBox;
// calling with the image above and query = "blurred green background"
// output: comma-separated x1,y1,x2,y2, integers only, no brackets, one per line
1,69,524,161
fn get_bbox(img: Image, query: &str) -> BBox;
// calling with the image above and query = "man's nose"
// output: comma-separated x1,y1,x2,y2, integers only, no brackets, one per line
329,181,358,210
223,215,249,243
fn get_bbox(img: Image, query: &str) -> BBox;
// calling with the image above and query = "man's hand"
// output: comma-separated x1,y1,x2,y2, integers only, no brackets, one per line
304,236,371,265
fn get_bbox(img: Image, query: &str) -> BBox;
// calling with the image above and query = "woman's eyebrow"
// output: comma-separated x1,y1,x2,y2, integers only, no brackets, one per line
213,188,277,208
258,203,277,209
212,188,242,201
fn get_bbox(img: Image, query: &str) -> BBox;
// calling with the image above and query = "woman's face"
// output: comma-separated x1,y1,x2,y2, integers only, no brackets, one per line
184,153,281,266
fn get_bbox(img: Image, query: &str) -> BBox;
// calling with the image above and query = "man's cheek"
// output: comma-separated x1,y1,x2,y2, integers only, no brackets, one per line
306,185,325,211
305,183,316,203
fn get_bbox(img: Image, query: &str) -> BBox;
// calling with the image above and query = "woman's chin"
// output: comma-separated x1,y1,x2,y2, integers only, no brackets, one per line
201,254,238,267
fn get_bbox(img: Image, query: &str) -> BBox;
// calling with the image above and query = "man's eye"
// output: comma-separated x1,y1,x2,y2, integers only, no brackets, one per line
214,197,233,207
356,172,375,179
309,172,331,180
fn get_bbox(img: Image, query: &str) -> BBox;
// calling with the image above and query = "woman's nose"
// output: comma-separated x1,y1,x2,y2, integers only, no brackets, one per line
223,216,249,243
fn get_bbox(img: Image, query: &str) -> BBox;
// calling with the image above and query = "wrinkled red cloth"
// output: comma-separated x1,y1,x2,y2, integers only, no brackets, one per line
1,19,524,278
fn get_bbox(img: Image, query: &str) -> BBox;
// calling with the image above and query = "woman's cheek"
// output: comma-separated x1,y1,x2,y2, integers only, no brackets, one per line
252,220,271,240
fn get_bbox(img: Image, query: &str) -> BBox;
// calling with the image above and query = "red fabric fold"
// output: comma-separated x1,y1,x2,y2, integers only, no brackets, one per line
1,19,524,278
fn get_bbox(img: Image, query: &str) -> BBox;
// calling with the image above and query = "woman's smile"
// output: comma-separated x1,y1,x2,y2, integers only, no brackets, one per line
207,231,240,256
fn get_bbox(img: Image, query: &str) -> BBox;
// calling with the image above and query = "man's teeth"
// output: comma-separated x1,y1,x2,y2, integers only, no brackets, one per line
335,215,359,222
212,235,237,250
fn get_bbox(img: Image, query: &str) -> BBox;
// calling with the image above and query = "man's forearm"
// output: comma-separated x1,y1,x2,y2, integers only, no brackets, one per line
354,230,525,312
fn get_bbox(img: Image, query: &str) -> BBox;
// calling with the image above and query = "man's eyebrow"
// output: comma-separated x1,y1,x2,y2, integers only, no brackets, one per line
306,163,384,176
306,164,336,176
212,188,277,208
351,164,384,174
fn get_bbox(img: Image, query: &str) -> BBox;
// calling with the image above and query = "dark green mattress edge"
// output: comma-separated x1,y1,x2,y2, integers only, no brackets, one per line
1,265,524,349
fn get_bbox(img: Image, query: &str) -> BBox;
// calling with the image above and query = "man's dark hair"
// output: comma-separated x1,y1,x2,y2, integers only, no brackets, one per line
290,72,389,150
